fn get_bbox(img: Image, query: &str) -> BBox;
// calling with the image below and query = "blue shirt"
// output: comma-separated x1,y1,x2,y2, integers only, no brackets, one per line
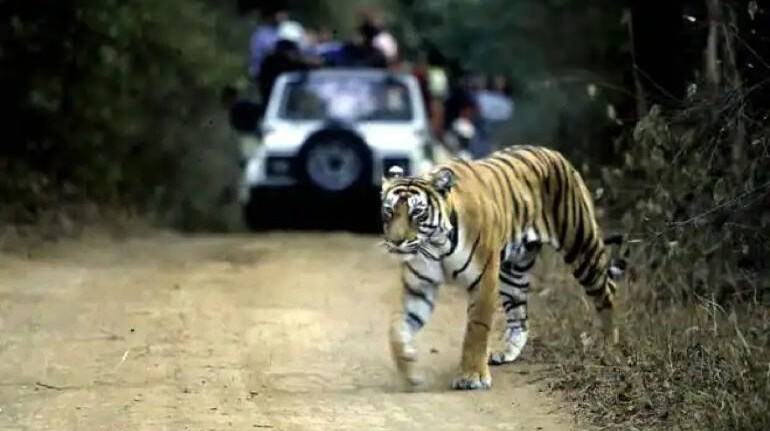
249,25,279,77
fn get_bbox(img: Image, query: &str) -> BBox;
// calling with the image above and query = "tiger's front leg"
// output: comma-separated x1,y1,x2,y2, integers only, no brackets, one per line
390,259,441,388
452,256,499,390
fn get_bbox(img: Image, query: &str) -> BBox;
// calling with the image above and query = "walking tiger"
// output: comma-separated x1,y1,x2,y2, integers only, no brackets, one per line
380,145,626,390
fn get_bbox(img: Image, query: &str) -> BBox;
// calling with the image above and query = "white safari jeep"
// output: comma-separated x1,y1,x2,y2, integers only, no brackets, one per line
239,68,436,230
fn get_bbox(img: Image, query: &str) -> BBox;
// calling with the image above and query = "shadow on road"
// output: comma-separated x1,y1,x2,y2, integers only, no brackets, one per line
244,189,382,234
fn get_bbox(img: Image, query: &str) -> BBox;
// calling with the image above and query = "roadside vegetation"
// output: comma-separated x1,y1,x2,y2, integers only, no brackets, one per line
2,0,252,236
531,95,770,430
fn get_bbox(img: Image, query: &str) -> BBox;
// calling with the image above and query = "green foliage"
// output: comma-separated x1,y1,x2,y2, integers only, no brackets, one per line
2,0,247,224
602,98,770,304
390,0,629,154
535,70,770,431
394,0,625,77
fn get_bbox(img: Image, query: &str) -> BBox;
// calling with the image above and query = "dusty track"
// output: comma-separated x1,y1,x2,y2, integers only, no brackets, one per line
0,232,577,430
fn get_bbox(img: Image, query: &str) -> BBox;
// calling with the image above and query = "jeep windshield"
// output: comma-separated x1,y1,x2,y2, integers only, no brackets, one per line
278,75,413,122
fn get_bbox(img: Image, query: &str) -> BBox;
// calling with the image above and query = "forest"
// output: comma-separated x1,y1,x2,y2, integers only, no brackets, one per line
2,0,769,429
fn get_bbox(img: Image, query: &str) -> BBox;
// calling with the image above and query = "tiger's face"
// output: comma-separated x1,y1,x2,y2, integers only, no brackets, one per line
380,167,455,256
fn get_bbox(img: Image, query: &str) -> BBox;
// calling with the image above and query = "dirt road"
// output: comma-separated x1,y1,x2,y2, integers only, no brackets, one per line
0,232,576,430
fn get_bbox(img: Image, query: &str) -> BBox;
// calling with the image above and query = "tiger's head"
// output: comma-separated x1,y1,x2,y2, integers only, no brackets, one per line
380,166,455,256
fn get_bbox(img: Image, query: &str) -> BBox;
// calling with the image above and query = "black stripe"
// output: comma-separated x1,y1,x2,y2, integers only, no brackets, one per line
387,185,409,195
584,284,605,297
585,262,607,287
535,156,553,199
467,257,491,292
419,248,443,261
453,234,482,279
485,158,516,195
441,209,460,258
573,238,601,281
405,262,437,285
516,171,538,218
499,293,516,311
482,160,518,236
426,192,441,227
499,273,529,289
552,160,566,246
406,312,425,330
501,258,516,272
456,158,486,185
513,258,537,272
507,318,525,328
582,268,601,288
520,146,552,172
404,283,435,310
499,291,527,308
579,248,606,286
486,158,519,234
509,152,541,179
479,162,506,206
565,179,579,251
537,157,555,237
564,204,586,264
541,202,554,244
491,156,528,228
470,320,490,331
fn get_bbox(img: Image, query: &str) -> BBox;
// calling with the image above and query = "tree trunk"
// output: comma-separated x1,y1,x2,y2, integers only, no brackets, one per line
721,5,745,180
704,0,721,94
625,8,648,117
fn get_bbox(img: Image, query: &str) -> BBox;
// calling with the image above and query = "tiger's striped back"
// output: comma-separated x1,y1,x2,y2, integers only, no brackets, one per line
441,146,611,275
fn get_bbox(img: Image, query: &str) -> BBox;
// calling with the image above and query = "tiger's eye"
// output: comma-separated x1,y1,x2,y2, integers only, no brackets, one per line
411,207,427,220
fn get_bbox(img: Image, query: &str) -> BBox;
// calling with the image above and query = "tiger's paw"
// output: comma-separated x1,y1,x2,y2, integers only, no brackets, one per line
450,371,491,390
489,331,528,365
595,310,619,346
394,364,425,390
604,326,620,346
391,341,425,389
403,372,425,388
395,358,425,388
488,349,521,365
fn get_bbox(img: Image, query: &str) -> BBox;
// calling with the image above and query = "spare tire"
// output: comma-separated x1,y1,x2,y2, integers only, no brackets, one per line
296,127,372,193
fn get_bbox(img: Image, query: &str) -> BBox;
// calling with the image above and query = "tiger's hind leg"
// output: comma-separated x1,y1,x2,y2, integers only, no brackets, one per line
489,242,540,365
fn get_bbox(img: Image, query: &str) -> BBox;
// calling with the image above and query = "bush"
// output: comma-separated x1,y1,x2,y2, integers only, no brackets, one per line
532,265,770,430
603,97,770,304
2,0,248,228
531,84,770,429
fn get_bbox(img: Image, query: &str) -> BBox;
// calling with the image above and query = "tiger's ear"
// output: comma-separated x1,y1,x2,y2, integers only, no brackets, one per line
431,168,455,194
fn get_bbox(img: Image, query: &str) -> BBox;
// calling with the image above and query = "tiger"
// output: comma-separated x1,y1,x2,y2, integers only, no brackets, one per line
380,145,626,390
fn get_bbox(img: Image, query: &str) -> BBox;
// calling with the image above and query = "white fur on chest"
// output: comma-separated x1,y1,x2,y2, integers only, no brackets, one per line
400,253,445,284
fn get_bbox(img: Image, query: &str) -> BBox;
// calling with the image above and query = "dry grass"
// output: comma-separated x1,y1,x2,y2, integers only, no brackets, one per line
527,250,770,430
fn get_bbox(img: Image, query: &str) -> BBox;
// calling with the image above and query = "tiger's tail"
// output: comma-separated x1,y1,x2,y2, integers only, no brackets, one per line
603,234,629,281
